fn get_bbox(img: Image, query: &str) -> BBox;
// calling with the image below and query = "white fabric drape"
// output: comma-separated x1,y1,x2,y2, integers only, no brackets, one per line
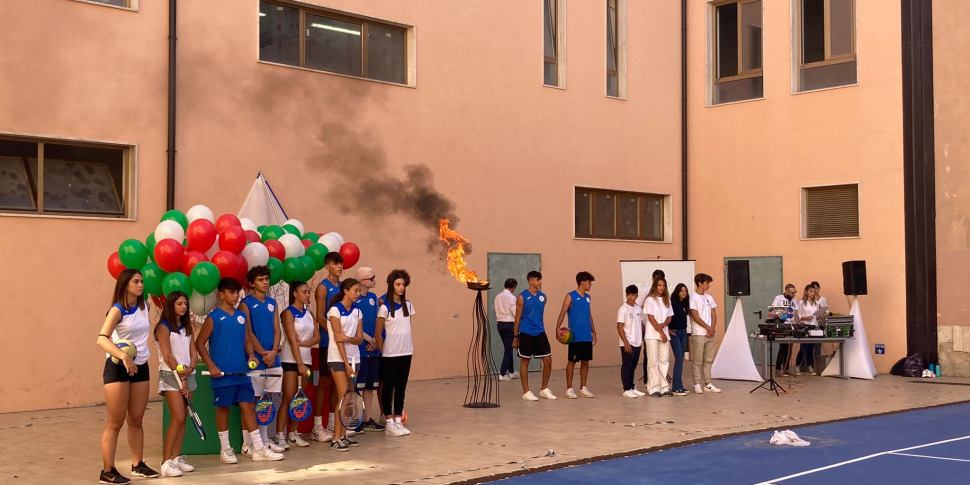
711,300,764,382
822,298,877,379
237,172,288,226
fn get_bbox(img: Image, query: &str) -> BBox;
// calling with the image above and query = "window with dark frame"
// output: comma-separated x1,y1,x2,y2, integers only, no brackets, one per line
606,0,619,97
798,0,856,91
804,184,859,238
575,188,664,241
86,0,129,7
712,0,763,104
0,137,129,217
543,0,560,86
258,1,408,85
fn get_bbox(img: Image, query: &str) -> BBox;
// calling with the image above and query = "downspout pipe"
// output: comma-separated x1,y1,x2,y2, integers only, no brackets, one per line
166,0,177,210
681,0,688,260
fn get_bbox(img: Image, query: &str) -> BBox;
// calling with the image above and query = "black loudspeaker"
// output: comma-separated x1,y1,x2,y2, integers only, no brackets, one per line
842,260,868,295
727,260,751,296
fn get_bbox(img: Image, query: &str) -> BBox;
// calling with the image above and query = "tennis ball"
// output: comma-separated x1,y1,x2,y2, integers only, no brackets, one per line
176,364,185,372
306,369,312,378
249,360,257,370
111,339,136,365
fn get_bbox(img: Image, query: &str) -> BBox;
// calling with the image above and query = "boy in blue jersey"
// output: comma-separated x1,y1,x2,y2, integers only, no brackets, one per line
513,271,556,401
239,266,285,453
196,278,283,464
555,271,597,399
355,266,385,431
312,252,344,441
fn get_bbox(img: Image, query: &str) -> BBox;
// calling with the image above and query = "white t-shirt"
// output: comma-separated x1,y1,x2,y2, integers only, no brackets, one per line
798,299,820,326
494,290,516,322
378,300,415,357
155,320,192,372
281,306,315,365
817,295,828,309
326,303,362,363
643,296,674,340
617,303,643,347
771,294,798,308
689,292,717,335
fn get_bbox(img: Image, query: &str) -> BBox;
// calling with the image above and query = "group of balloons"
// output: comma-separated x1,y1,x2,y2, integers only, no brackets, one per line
106,204,361,315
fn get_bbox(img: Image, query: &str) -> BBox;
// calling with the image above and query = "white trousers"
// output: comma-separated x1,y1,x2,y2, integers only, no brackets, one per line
645,339,670,394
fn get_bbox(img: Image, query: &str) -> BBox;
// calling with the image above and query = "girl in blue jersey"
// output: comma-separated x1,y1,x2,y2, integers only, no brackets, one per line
154,290,197,477
277,281,319,447
96,268,157,484
326,278,365,451
555,271,597,399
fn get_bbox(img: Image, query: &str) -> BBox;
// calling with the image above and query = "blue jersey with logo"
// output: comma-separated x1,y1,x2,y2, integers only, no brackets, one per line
241,295,280,369
319,279,340,347
566,290,593,342
519,289,547,336
356,291,380,357
208,307,250,388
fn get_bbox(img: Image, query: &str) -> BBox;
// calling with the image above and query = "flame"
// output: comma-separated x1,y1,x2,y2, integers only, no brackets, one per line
438,218,483,284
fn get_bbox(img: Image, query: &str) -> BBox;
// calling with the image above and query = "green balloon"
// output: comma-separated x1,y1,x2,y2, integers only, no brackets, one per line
301,231,319,242
162,272,193,296
161,209,189,230
306,243,329,271
141,262,167,296
282,257,305,284
261,225,285,242
266,257,284,285
190,261,221,294
299,255,316,281
119,239,149,269
257,225,267,233
282,224,302,237
145,233,157,262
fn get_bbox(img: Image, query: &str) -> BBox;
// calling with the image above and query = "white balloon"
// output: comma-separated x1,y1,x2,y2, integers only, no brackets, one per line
190,290,218,317
186,205,215,224
155,220,185,242
204,238,221,259
241,242,269,269
326,232,345,247
279,233,304,259
284,219,305,235
239,217,258,232
317,234,340,253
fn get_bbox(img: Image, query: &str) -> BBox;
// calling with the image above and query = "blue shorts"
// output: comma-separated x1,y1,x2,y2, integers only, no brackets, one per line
212,382,255,407
357,355,380,390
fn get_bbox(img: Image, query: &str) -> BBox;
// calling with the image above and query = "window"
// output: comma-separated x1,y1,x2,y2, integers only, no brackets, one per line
82,0,130,7
712,0,763,104
797,0,856,91
606,0,627,98
258,1,409,85
575,188,665,241
0,137,131,217
544,0,564,87
803,184,859,238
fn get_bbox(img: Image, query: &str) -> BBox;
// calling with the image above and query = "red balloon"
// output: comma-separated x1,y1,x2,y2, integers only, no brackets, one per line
186,219,217,253
215,214,241,235
182,251,208,274
154,238,185,273
301,239,313,250
210,251,239,284
339,242,360,269
219,225,247,255
237,254,249,280
245,230,261,243
264,239,285,261
107,251,125,279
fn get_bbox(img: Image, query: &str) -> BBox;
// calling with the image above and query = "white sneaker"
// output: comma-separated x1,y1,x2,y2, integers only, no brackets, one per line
633,389,646,396
176,455,195,472
385,421,407,436
539,388,557,400
345,428,357,437
288,432,309,447
251,446,284,461
160,459,183,477
807,366,815,375
240,442,253,457
498,374,511,382
622,390,638,398
579,386,594,398
693,384,703,394
510,372,520,379
274,435,290,449
220,445,238,464
398,422,411,435
266,440,285,453
311,427,333,442
565,388,578,399
522,391,539,401
704,383,722,393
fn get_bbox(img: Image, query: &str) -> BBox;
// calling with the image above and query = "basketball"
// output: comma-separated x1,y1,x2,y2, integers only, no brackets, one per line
111,339,136,364
557,328,573,345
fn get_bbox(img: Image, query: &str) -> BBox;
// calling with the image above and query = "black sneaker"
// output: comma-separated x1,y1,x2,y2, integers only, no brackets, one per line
661,391,673,397
331,439,349,452
342,436,360,447
130,461,159,478
650,392,662,397
362,419,386,431
99,467,131,484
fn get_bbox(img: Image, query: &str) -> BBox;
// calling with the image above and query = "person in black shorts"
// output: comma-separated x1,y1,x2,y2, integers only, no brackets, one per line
513,271,556,401
555,272,597,399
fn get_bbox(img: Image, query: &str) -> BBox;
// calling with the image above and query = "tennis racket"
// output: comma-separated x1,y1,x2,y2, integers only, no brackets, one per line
288,374,312,421
159,370,206,440
201,371,277,377
338,357,365,430
255,375,277,426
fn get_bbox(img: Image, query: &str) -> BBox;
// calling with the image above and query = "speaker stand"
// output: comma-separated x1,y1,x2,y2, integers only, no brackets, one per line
750,334,788,396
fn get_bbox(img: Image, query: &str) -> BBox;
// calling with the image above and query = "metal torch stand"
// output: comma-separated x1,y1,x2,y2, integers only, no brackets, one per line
464,287,500,408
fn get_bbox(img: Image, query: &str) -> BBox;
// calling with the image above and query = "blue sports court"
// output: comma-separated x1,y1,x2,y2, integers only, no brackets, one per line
496,400,970,484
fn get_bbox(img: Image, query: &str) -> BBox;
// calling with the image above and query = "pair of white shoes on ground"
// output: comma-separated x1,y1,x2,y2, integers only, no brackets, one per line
275,432,308,448
522,388,557,401
692,383,722,394
566,387,595,399
622,389,647,398
220,443,284,463
770,429,811,447
159,456,194,477
498,372,521,381
385,419,411,437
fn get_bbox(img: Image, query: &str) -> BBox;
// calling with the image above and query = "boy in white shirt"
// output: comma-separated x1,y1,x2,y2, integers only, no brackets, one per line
617,285,645,398
688,273,721,394
494,278,519,381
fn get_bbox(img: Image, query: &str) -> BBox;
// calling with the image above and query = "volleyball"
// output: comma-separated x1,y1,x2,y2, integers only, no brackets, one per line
557,328,573,345
111,339,136,364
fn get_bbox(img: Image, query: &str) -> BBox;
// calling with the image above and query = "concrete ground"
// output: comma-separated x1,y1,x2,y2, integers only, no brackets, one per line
2,367,969,484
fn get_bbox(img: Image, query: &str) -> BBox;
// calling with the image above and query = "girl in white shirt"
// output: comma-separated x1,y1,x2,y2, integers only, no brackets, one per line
376,269,415,437
795,284,821,375
326,279,364,451
154,290,197,477
277,281,319,448
643,278,674,397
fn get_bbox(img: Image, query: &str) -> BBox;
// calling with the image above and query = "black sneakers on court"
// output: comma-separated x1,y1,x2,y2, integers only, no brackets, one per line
98,467,131,484
130,461,159,478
